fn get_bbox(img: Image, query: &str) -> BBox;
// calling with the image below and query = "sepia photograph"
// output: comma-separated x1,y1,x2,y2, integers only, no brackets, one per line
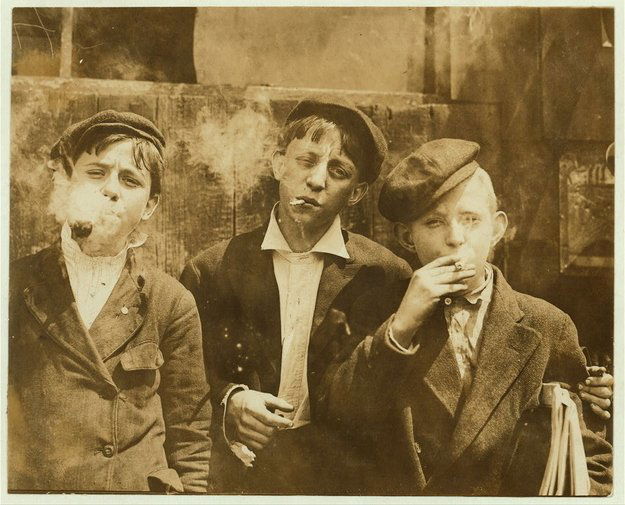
1,1,622,502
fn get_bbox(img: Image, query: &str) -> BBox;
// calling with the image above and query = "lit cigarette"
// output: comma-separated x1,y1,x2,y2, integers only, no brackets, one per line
290,198,306,206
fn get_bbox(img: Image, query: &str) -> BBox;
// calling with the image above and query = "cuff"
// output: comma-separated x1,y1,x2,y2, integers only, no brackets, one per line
220,384,257,467
386,313,420,355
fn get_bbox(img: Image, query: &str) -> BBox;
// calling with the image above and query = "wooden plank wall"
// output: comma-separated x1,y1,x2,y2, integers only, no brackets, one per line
10,76,501,277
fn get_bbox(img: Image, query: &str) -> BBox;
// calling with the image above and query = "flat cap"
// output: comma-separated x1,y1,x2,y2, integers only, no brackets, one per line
51,110,166,161
378,138,482,223
286,97,387,183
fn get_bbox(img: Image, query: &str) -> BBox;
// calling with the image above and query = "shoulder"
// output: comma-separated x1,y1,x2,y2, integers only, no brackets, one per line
184,226,265,276
345,231,412,278
514,290,571,331
9,246,55,295
494,271,586,383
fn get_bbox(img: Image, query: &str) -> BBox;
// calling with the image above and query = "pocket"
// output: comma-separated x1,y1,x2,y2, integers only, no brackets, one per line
120,341,164,371
147,467,184,494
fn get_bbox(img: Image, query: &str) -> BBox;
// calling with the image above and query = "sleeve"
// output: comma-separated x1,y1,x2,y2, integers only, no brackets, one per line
158,288,212,493
548,312,613,495
313,311,417,431
180,260,240,407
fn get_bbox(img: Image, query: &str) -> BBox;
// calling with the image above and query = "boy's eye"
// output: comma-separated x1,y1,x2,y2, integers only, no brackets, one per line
461,215,480,225
329,166,350,179
425,219,444,228
296,156,315,167
122,175,142,188
86,169,105,178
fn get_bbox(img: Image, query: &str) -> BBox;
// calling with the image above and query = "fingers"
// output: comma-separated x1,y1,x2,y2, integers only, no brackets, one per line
431,264,476,275
248,403,293,429
427,254,465,268
579,384,612,400
589,402,611,420
265,395,295,413
580,391,611,410
434,270,476,285
583,371,614,387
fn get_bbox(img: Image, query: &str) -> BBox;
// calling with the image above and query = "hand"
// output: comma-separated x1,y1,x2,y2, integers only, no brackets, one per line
579,367,613,420
391,254,476,348
225,389,294,451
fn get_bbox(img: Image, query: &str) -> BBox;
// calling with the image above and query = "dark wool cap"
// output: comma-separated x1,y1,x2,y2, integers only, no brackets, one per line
286,97,388,183
51,110,166,161
378,138,482,223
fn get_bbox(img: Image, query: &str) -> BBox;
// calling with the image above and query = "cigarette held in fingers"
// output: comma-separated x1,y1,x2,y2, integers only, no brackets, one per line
454,261,466,271
290,198,306,206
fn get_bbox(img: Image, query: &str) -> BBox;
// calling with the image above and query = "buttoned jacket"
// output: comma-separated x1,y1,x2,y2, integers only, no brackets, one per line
8,243,211,493
315,267,613,496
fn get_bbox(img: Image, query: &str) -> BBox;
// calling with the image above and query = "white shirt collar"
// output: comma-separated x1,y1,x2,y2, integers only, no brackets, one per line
463,263,494,305
260,203,350,259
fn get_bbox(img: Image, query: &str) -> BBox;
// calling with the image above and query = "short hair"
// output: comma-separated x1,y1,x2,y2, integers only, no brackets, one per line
277,115,368,182
71,132,163,197
471,167,498,213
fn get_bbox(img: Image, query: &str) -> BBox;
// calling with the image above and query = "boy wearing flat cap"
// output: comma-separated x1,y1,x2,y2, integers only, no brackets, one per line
314,138,612,495
8,111,211,493
180,97,411,493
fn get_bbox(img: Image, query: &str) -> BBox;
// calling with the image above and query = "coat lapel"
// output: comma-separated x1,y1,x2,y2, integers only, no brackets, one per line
230,230,282,382
22,244,114,385
419,307,464,418
445,269,541,465
88,249,147,362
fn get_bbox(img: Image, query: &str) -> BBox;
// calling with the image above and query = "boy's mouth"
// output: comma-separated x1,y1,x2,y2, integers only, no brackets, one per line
290,196,320,207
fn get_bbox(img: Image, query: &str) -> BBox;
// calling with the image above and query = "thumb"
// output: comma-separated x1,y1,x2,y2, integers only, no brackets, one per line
265,395,294,413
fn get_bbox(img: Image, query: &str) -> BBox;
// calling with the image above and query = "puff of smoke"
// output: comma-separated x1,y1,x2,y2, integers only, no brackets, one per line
189,102,278,192
47,160,125,247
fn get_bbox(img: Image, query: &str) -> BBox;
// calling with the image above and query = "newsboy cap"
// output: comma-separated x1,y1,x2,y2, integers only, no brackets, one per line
378,138,482,223
51,110,166,161
286,97,388,183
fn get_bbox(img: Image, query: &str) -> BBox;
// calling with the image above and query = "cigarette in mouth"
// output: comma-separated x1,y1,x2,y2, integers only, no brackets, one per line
70,220,93,239
290,198,306,206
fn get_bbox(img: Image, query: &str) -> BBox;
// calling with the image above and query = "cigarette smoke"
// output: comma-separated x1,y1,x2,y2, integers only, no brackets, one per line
189,99,278,191
47,161,126,250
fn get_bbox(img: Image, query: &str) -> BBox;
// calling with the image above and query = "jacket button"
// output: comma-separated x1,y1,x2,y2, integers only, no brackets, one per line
444,297,452,306
102,445,115,458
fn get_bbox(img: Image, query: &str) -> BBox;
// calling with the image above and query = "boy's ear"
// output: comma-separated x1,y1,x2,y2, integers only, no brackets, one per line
141,194,160,221
490,210,508,247
347,182,368,207
271,150,285,180
394,222,416,253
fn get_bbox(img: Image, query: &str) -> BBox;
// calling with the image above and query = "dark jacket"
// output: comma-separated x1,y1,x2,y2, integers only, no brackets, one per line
315,267,613,496
180,224,412,494
8,243,212,493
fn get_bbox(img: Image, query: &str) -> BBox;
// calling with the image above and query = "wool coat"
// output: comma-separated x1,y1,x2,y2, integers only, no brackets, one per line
314,267,613,496
8,243,212,493
180,224,412,494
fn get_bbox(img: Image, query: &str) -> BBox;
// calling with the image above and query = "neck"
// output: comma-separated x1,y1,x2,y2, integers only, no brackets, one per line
275,205,333,253
464,264,488,293
74,235,127,257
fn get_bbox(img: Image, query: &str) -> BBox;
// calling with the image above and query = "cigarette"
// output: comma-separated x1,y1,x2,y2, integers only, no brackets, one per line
290,198,306,206
454,261,465,271
70,220,93,239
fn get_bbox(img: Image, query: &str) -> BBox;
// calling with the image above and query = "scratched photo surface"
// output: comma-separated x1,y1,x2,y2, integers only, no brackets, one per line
7,5,615,498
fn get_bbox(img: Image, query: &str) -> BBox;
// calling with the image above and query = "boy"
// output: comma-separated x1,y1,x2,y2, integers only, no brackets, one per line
8,111,211,493
180,97,411,493
314,138,612,495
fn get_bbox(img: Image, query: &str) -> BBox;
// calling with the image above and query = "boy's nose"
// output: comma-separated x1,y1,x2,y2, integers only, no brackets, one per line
446,220,466,247
101,174,121,201
306,163,328,192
